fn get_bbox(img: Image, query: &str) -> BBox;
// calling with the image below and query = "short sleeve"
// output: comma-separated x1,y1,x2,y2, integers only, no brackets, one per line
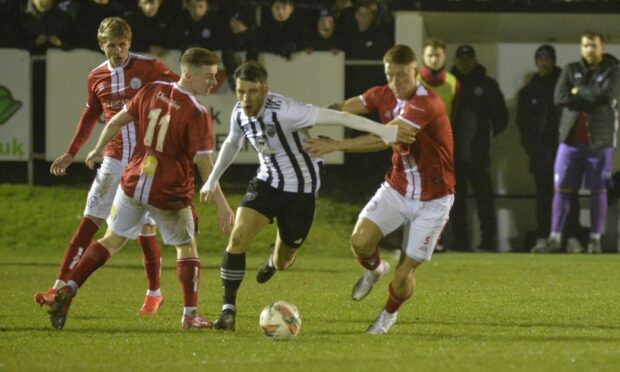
280,98,321,130
360,86,384,112
399,98,435,130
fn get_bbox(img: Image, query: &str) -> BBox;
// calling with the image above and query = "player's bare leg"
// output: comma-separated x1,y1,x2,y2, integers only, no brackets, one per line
215,207,270,331
137,223,164,315
350,218,391,301
256,233,298,284
49,230,127,329
176,240,211,329
34,215,103,307
367,256,418,335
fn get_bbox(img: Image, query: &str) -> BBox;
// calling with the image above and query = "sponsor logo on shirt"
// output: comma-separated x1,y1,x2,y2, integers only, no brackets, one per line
104,99,127,109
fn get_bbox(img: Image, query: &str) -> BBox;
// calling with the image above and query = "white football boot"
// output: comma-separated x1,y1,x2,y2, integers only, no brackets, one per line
366,310,397,335
351,261,390,301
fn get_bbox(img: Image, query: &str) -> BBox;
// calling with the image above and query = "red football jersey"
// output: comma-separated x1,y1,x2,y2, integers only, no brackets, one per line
121,81,214,210
65,53,179,161
360,84,455,201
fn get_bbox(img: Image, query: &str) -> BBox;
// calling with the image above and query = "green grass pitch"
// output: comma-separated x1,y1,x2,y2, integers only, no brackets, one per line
1,184,619,371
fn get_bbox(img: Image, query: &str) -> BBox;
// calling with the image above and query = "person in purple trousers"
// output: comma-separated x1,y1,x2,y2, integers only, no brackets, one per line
535,31,620,254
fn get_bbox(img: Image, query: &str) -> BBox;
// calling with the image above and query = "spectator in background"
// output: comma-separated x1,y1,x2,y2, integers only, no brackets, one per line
125,0,174,56
72,0,126,50
517,45,586,253
221,8,259,89
540,31,620,254
450,45,508,252
305,9,343,54
20,0,75,54
419,38,459,121
342,0,392,60
177,0,223,51
259,0,308,60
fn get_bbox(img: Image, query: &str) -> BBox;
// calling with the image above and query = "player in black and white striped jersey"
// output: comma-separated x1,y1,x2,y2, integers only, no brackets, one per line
200,61,416,331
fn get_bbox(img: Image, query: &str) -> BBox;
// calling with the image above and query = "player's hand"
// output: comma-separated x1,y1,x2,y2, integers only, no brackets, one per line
216,205,235,236
389,121,417,144
35,34,47,46
85,150,102,170
50,153,74,176
327,103,342,111
48,35,62,47
303,136,339,156
200,189,213,204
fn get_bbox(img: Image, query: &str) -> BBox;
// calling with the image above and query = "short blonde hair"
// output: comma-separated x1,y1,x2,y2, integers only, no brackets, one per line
383,44,417,65
97,17,132,45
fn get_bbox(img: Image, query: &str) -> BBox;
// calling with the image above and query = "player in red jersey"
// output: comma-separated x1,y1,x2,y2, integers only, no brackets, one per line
304,45,455,334
34,17,178,315
46,47,234,330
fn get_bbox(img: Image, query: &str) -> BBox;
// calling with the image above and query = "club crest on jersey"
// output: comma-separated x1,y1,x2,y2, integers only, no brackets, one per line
265,124,276,137
130,77,142,90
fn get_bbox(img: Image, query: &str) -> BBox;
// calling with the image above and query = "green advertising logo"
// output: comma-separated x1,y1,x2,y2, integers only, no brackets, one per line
0,85,22,125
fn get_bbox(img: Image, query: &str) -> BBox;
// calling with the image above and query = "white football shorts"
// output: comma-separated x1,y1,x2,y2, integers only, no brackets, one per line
107,189,195,246
84,156,155,226
359,182,454,262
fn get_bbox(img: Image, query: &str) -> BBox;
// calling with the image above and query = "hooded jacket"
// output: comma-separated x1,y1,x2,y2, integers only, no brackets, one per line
554,53,620,149
450,64,508,166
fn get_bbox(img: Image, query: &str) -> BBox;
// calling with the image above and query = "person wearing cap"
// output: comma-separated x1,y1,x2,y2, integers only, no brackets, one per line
517,45,584,253
449,44,508,252
541,31,620,254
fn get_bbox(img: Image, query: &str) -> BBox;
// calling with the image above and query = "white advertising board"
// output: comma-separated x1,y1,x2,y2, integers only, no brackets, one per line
0,49,31,161
45,50,345,164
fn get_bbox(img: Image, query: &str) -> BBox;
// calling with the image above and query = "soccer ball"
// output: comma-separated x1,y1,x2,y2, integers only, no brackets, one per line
259,301,301,340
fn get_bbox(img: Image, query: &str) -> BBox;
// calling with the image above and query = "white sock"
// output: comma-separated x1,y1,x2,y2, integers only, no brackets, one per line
549,232,561,242
53,280,66,290
222,304,236,313
590,234,601,240
146,289,161,297
66,280,79,294
267,254,275,268
372,261,387,275
183,307,197,316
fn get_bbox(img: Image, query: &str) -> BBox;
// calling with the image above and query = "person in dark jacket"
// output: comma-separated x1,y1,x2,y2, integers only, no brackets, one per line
538,31,620,254
517,45,586,253
176,0,224,52
20,0,75,55
449,45,508,252
221,8,259,89
124,0,174,56
259,0,308,59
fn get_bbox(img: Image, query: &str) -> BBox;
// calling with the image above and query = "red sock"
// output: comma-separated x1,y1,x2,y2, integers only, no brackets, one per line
177,258,200,307
57,217,99,281
67,241,111,287
385,284,412,314
138,234,161,291
357,249,381,271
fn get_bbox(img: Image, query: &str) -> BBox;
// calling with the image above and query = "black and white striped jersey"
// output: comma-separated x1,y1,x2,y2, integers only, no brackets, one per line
228,93,322,194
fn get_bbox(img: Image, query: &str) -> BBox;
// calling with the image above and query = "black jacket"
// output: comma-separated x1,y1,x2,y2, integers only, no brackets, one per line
555,53,620,149
450,64,508,166
516,66,562,173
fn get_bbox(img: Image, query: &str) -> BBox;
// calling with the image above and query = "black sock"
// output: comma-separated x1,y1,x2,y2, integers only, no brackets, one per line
220,251,246,311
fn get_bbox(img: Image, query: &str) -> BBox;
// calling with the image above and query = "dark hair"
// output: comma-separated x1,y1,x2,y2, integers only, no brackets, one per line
582,30,604,43
233,61,268,83
423,38,446,51
383,44,417,65
180,47,219,68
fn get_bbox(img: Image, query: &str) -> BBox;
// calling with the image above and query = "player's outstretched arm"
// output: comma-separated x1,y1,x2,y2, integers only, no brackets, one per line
195,154,234,235
85,109,134,169
199,135,243,202
303,134,388,156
